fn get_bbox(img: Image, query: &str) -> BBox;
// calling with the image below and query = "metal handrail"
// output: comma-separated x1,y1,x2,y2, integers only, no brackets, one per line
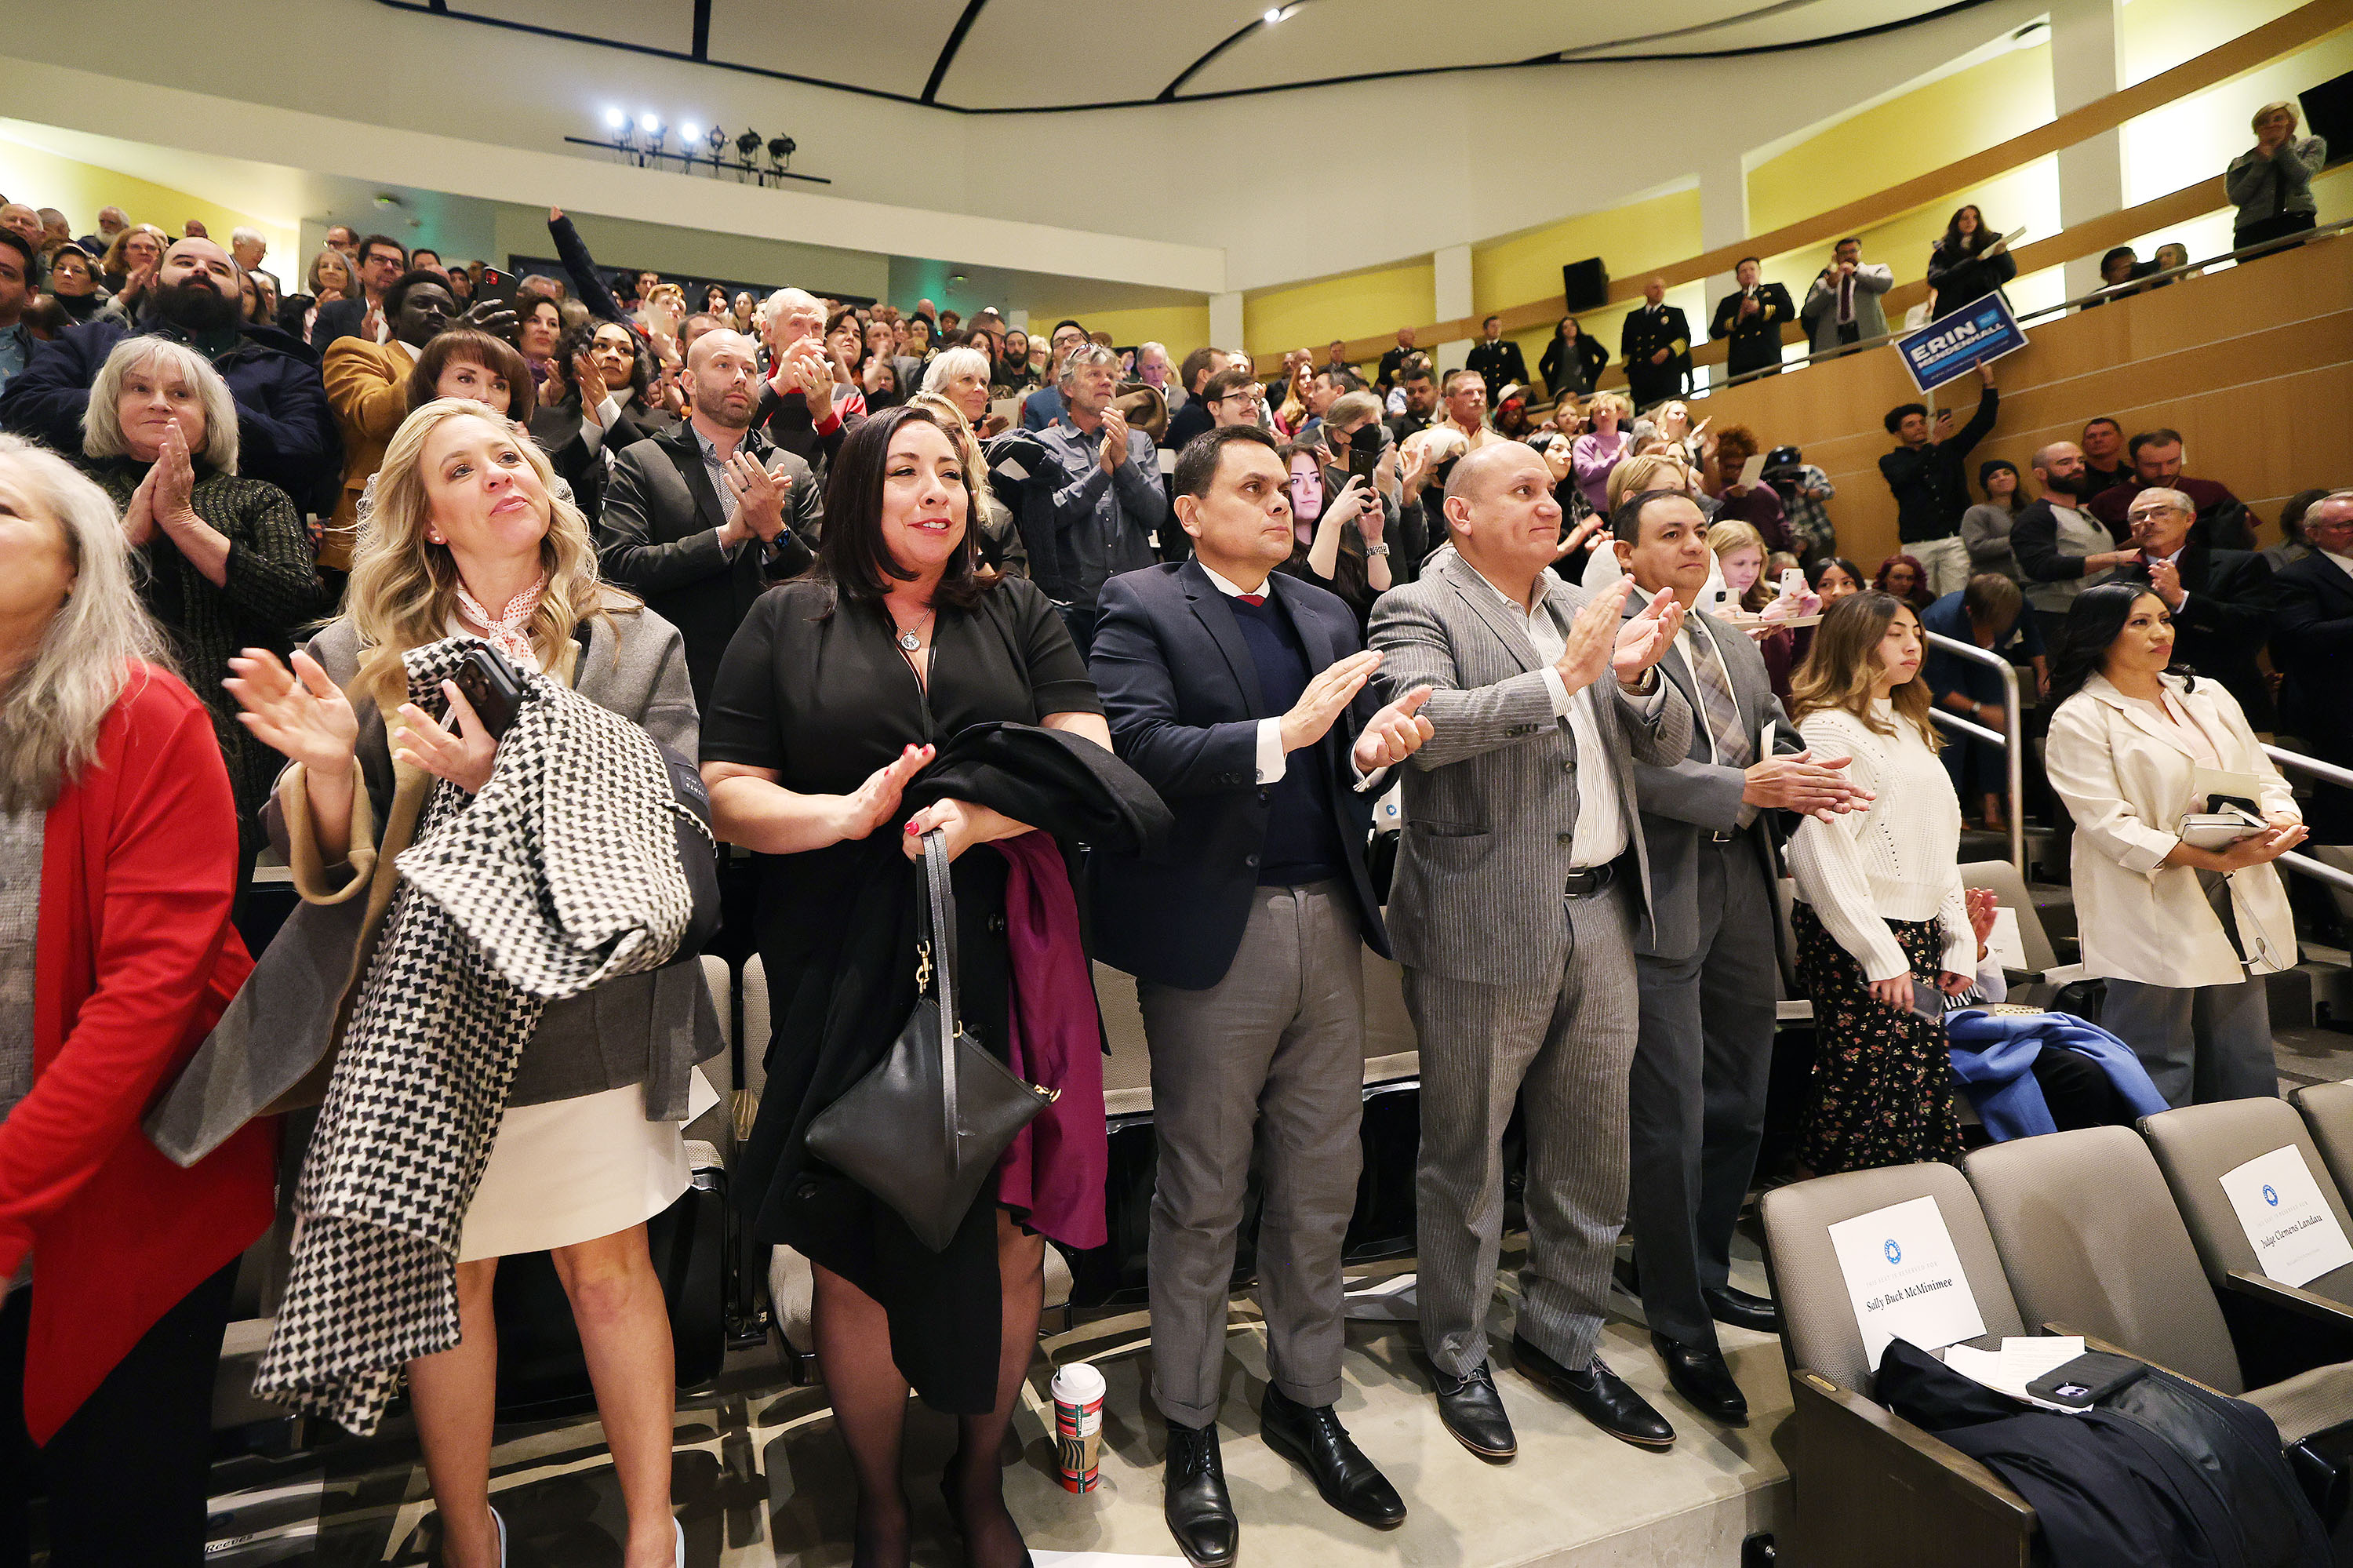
1707,218,2352,395
2264,742,2353,793
1922,629,2024,877
2278,852,2353,897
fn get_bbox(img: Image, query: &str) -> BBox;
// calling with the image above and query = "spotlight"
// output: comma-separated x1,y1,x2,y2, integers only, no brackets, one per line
641,114,664,152
736,129,762,162
602,106,625,131
767,136,796,166
680,120,700,144
706,125,726,156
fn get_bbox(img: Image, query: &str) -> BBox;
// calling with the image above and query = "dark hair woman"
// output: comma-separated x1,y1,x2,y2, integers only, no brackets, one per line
1960,458,2025,583
1784,591,1972,1173
701,404,1164,1568
42,245,108,324
406,326,537,422
1538,313,1609,399
0,436,274,1566
1807,555,1864,606
2043,583,2304,1105
1925,204,2017,322
532,318,659,526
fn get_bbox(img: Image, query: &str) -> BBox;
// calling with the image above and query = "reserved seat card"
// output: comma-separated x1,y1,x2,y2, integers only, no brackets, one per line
1827,1195,1989,1366
2218,1144,2353,1289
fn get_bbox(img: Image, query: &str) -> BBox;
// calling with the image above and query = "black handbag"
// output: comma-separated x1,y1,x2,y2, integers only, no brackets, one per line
804,829,1056,1252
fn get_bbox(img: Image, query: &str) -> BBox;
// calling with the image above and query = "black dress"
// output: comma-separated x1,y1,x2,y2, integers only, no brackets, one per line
700,575,1106,1411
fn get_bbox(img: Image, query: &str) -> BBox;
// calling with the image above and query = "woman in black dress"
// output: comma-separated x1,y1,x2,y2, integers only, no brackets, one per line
1925,205,2017,323
702,404,1161,1568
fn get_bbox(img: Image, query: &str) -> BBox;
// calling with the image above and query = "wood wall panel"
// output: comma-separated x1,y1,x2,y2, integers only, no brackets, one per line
1707,238,2353,569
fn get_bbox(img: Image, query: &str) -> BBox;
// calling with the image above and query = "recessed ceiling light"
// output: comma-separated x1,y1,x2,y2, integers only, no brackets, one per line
2009,20,2049,48
1264,7,1284,23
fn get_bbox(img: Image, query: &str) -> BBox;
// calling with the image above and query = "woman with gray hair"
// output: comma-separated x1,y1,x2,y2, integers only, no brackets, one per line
79,335,327,857
0,435,275,1566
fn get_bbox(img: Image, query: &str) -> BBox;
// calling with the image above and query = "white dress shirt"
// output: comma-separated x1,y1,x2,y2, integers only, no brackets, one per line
1458,561,1661,868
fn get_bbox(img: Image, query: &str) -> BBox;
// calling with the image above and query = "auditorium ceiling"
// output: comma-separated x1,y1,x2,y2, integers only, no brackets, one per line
374,0,1993,113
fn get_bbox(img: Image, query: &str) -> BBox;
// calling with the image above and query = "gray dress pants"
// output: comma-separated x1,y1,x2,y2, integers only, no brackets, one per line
1627,839,1780,1351
1140,882,1367,1428
1405,879,1641,1381
2101,975,2277,1107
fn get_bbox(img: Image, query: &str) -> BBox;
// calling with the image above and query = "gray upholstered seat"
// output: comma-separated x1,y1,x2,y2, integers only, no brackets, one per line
1762,1160,2024,1398
1967,1122,2353,1445
2140,1099,2353,1312
2293,1080,2353,1206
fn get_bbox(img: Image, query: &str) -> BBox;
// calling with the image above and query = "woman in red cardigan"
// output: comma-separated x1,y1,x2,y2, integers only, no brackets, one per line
0,435,275,1566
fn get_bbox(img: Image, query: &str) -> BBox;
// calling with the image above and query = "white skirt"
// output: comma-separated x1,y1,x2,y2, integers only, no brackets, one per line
456,1083,691,1261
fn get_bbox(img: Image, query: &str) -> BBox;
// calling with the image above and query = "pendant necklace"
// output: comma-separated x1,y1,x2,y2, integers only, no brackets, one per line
894,606,936,653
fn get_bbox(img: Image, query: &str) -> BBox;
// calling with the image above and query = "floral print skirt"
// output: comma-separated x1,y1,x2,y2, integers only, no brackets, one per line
1793,902,1962,1176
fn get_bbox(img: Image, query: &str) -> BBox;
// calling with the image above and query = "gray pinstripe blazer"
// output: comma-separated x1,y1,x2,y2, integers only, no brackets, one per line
1369,550,1693,991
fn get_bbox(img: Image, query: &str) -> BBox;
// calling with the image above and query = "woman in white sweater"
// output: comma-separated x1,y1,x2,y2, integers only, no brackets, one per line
1785,591,1974,1173
2042,584,2305,1106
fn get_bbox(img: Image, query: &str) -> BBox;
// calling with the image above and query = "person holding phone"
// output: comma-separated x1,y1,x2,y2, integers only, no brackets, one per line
1274,435,1391,633
2042,583,2304,1106
1784,591,1974,1173
216,400,715,1568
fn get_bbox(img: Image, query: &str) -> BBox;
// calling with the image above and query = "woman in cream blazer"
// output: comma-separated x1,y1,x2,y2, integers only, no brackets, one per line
2043,584,2305,1107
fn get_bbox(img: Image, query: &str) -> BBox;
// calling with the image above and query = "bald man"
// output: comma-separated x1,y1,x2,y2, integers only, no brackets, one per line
1368,442,1693,1457
597,327,818,703
751,284,859,482
0,235,340,513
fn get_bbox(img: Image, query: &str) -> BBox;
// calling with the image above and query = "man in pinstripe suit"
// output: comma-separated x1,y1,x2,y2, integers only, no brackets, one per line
1369,443,1693,1457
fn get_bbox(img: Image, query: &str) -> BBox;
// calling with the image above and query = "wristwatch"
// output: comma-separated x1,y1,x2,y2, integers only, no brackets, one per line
1365,543,1391,557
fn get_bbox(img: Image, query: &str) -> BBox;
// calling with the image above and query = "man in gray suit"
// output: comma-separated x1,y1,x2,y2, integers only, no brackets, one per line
1800,236,1894,356
1612,490,1871,1428
1369,443,1693,1457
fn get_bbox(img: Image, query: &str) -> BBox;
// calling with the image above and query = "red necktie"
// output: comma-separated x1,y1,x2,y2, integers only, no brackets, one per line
1236,593,1265,605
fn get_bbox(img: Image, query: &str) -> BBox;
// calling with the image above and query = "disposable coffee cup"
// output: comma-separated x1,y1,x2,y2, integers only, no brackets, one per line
1049,1361,1107,1493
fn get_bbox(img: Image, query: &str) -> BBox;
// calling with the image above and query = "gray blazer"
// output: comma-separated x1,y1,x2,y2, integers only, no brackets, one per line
1800,263,1893,352
1368,551,1692,991
149,599,722,1166
1624,602,1802,963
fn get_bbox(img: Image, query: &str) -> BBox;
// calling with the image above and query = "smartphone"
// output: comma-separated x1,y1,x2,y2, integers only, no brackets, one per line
2025,1352,2147,1410
1934,407,1953,420
1346,439,1380,484
451,643,527,740
1780,566,1808,599
474,267,522,314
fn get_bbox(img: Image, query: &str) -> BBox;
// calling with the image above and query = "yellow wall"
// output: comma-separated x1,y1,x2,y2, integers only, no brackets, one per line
0,133,296,264
1022,303,1213,354
1244,258,1435,362
1477,188,1704,387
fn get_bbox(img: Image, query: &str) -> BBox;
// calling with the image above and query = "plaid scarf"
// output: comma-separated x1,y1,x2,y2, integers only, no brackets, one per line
253,637,704,1434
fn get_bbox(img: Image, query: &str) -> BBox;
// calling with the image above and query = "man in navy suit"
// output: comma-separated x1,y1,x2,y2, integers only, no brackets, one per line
1090,424,1434,1566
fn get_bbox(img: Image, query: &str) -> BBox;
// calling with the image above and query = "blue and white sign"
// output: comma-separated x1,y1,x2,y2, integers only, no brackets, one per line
2220,1146,2353,1289
1893,292,2029,393
1827,1195,1988,1366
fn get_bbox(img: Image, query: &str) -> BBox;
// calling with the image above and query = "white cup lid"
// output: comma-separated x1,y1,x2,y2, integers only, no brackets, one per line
1050,1361,1107,1402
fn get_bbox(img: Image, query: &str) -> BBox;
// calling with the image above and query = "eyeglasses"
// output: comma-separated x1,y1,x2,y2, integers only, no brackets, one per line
2126,507,2184,521
1217,390,1264,406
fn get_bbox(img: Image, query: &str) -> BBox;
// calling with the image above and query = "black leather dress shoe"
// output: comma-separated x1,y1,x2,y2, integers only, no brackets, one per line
1511,1336,1676,1450
1257,1385,1407,1529
1431,1359,1517,1461
1650,1332,1749,1426
1162,1422,1238,1567
1704,1285,1781,1333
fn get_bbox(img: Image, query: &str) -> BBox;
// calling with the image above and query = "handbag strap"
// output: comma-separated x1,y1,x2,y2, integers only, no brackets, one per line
918,830,963,1144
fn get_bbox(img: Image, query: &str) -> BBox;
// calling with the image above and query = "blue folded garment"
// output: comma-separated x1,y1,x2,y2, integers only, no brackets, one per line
1945,1009,2170,1140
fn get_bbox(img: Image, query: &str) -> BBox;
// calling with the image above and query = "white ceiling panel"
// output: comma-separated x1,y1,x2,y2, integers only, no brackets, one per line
381,0,1991,110
461,0,694,57
707,0,969,100
936,0,1267,110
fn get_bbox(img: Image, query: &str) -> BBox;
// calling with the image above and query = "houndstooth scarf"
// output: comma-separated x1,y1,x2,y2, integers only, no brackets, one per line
254,637,706,1434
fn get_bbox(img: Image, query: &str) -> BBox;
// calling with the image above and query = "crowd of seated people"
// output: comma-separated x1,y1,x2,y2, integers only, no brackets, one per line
0,118,2342,1568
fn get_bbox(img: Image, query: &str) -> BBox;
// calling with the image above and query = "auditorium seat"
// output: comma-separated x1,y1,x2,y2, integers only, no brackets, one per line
2297,1082,2353,1200
1965,1125,2353,1446
2140,1101,2353,1319
1958,859,2084,1006
1759,1162,2038,1566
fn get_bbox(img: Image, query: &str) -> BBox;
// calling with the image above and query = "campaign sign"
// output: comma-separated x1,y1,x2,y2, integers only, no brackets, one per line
1827,1195,1988,1366
2218,1145,2353,1289
1893,292,2028,393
